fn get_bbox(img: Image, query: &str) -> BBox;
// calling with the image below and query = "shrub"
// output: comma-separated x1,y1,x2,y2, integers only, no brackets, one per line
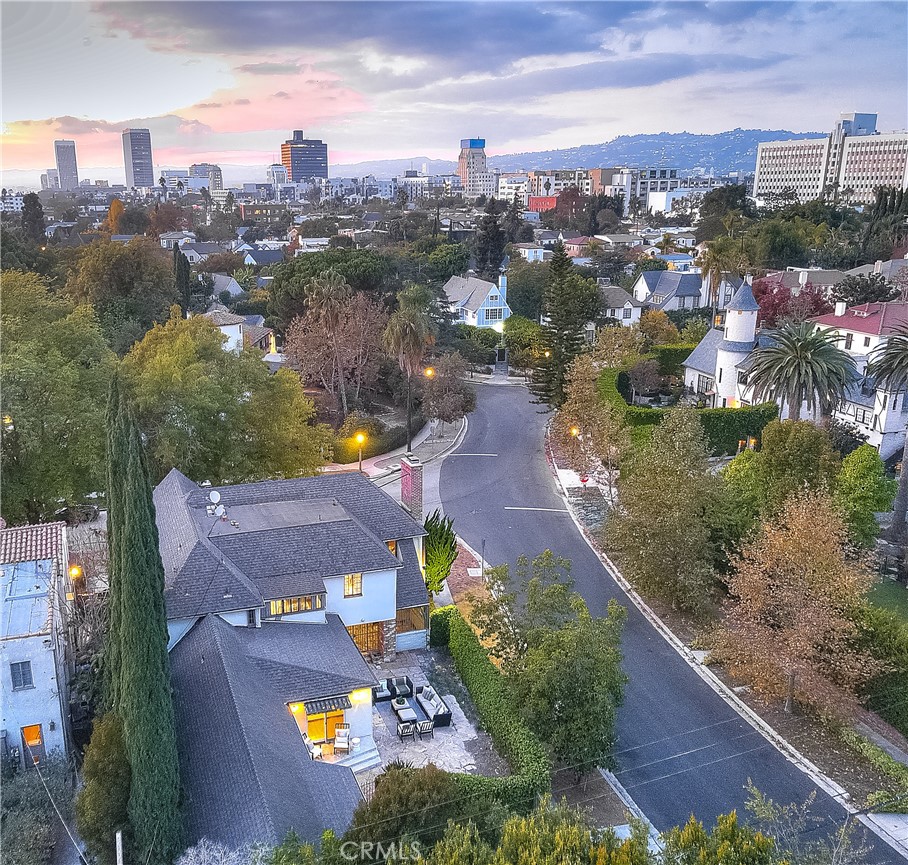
76,714,132,865
332,412,425,463
857,603,908,739
839,727,908,812
456,323,500,349
429,604,456,647
649,343,696,377
597,369,778,455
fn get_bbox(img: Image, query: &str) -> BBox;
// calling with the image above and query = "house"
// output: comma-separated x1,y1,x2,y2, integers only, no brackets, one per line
443,273,512,329
154,469,431,843
180,242,228,265
672,232,697,249
599,286,644,327
242,315,274,352
595,234,645,249
209,273,244,298
294,238,331,255
512,243,548,263
772,267,848,294
632,271,705,311
812,301,908,458
244,248,285,267
845,256,908,283
651,252,696,272
159,230,196,250
682,288,908,458
0,522,72,769
203,309,246,351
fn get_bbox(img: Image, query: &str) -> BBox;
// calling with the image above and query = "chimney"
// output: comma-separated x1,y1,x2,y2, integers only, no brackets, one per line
400,456,424,522
874,260,883,275
498,272,508,298
798,270,808,286
835,301,847,317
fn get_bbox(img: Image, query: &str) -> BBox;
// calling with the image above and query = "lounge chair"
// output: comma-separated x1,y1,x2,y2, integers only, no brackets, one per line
416,719,434,740
397,721,416,741
334,723,351,755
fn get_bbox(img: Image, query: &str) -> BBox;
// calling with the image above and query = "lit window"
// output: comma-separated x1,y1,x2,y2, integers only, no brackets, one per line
344,573,363,597
10,661,33,690
387,540,397,555
267,594,324,616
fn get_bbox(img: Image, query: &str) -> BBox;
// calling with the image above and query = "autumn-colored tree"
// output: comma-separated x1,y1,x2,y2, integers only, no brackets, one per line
555,354,629,503
639,309,680,346
105,198,125,234
752,274,833,327
421,352,476,430
195,251,246,275
592,324,646,368
721,490,879,716
147,202,184,238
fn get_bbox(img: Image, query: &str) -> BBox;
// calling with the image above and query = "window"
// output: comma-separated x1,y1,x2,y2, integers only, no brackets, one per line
10,661,33,690
387,540,397,556
844,333,853,350
267,594,324,616
623,307,632,320
718,368,722,383
488,293,499,303
396,606,427,634
247,609,257,628
855,408,870,425
696,374,713,394
864,336,871,347
344,573,363,597
347,621,382,654
485,307,503,321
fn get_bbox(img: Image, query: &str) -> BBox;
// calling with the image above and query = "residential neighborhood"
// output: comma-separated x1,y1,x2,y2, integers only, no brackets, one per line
2,3,908,865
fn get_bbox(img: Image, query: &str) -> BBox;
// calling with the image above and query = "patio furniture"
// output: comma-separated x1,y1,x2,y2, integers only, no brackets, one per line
302,736,322,760
372,679,392,702
397,721,416,742
416,719,434,740
334,724,351,755
388,676,413,698
393,700,418,723
415,685,453,728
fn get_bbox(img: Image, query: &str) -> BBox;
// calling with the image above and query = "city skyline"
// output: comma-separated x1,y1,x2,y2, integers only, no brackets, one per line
2,1,907,186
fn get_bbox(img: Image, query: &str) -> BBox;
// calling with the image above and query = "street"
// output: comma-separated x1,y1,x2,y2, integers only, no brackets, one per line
439,382,902,862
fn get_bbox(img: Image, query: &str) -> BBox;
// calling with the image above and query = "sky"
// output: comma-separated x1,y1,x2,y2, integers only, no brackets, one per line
2,0,907,185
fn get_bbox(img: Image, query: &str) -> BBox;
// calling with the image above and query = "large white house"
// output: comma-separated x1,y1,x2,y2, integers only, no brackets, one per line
683,285,908,459
443,273,512,329
0,522,72,769
153,469,431,846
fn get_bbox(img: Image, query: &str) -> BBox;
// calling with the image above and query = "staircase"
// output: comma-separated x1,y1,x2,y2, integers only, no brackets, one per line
335,737,383,773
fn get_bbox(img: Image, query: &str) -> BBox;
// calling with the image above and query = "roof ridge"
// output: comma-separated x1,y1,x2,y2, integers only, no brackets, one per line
207,617,278,841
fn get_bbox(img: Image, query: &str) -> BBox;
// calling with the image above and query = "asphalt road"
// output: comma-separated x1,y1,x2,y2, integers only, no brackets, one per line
439,382,903,862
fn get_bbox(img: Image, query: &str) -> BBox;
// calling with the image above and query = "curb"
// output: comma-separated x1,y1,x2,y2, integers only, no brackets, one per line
544,427,908,860
373,417,469,489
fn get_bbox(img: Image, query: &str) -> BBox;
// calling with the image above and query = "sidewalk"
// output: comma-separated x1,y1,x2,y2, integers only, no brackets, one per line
323,418,466,480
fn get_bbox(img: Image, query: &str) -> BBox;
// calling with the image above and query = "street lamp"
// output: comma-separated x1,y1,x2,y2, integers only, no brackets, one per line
570,426,580,438
355,432,366,473
423,366,435,379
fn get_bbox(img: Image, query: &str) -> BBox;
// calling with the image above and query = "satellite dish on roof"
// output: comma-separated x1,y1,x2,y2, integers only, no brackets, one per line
214,504,226,517
208,490,221,504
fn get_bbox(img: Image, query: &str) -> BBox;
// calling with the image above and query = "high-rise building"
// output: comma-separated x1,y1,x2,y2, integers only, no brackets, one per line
122,128,155,189
190,163,223,191
54,140,79,191
456,138,497,198
40,169,60,191
754,113,908,205
267,163,289,191
280,131,328,181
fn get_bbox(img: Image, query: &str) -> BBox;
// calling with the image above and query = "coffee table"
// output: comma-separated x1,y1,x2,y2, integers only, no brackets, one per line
392,698,418,723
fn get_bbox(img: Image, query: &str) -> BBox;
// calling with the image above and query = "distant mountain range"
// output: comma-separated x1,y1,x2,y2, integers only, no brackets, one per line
330,128,826,179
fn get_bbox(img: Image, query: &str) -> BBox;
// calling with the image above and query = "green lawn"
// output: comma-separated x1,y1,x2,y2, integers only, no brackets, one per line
871,579,908,621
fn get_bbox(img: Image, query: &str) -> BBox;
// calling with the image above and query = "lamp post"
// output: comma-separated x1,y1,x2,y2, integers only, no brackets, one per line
355,432,366,473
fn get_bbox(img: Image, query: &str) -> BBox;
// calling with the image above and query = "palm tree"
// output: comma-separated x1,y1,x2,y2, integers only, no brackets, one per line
176,179,185,196
158,175,166,198
867,324,908,543
747,321,858,422
307,269,352,416
383,288,437,451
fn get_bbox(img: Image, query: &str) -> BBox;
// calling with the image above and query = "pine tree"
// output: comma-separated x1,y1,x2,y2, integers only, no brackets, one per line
174,247,192,316
530,242,598,408
504,193,522,243
20,192,45,243
106,382,182,865
473,197,506,279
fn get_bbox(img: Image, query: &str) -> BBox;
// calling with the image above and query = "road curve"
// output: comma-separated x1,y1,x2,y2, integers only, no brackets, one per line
439,382,901,862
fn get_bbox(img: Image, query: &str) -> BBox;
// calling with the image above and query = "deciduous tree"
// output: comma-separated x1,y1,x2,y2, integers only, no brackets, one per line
639,309,680,346
722,490,879,716
752,274,832,327
105,198,125,234
421,352,475,430
835,445,897,548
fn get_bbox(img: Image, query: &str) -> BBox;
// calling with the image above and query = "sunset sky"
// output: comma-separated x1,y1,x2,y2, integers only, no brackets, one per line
2,1,907,184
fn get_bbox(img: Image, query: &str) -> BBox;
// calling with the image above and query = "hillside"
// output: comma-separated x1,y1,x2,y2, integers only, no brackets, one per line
330,128,825,179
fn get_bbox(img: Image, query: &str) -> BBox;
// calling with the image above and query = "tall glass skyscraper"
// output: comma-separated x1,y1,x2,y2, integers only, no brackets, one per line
122,128,155,189
54,140,79,191
280,130,328,181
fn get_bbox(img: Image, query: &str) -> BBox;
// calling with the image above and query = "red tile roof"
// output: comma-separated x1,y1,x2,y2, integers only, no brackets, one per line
0,522,66,566
813,302,908,336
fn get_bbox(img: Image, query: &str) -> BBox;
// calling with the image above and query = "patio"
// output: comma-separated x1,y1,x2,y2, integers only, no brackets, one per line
354,649,509,790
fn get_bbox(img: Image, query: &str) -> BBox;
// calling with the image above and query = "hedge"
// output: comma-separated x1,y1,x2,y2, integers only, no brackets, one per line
429,606,550,811
649,343,697,377
839,727,908,812
858,603,908,739
332,412,426,464
597,369,778,456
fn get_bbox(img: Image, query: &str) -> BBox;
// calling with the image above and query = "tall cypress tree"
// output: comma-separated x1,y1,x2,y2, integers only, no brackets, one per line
530,242,598,408
174,247,192,315
107,384,182,864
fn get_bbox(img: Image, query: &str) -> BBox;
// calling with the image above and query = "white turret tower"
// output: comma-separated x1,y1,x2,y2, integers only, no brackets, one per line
714,277,759,407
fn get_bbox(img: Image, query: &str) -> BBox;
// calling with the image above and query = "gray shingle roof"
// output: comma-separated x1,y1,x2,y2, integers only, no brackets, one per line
682,327,722,374
640,271,703,300
171,615,363,848
210,273,244,296
443,275,497,313
599,286,644,309
396,538,428,610
245,249,285,265
203,309,246,326
154,469,425,619
726,282,760,312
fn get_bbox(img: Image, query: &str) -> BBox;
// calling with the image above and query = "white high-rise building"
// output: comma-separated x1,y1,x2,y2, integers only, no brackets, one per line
754,113,908,204
40,170,60,190
54,140,79,191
